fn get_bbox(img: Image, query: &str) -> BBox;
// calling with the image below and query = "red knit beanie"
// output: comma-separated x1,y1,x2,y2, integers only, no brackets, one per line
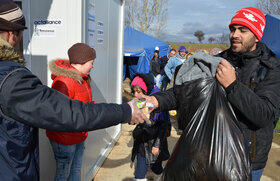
68,43,96,64
131,76,147,93
229,7,265,40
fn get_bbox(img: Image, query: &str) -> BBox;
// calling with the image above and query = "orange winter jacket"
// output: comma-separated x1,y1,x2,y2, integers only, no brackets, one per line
46,59,93,145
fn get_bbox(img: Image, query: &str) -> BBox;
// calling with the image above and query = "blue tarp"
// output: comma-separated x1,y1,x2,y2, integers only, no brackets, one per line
261,14,280,58
123,26,170,80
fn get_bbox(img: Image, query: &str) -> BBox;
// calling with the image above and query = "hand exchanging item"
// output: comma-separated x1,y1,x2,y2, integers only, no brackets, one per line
141,95,159,112
128,98,150,125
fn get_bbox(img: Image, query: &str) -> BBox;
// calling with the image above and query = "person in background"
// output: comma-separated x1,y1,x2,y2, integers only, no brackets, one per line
159,48,176,91
46,43,97,181
130,73,170,181
209,48,223,56
144,7,280,181
164,46,188,81
150,47,161,88
0,1,148,180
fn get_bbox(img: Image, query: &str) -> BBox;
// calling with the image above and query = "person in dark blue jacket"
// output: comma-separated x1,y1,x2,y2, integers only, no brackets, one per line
149,49,162,87
0,1,148,180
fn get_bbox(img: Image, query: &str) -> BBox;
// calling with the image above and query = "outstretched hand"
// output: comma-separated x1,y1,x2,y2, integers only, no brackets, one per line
128,98,150,125
216,59,236,88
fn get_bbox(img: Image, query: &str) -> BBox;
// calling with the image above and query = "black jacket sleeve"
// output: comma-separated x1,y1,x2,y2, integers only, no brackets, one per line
0,69,131,132
225,66,280,128
153,88,177,112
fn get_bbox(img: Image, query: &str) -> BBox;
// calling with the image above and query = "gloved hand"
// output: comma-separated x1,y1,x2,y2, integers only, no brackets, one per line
128,98,150,125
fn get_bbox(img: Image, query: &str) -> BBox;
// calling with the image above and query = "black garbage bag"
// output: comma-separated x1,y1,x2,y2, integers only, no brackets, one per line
163,77,251,181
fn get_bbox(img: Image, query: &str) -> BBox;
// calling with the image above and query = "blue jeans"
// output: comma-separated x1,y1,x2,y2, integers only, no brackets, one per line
50,140,85,181
160,75,170,91
252,168,264,181
134,153,163,179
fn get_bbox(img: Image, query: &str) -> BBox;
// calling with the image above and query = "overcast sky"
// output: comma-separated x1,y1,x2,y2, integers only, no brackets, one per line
163,0,257,43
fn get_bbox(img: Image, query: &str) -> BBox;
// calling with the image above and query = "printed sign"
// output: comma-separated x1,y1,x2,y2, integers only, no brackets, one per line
87,0,96,48
33,19,62,37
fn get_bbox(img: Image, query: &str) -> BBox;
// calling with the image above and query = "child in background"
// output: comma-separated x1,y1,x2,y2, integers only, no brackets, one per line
46,43,96,181
130,73,171,181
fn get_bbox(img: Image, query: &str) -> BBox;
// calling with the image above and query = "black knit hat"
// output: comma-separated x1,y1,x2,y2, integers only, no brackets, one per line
68,43,96,64
0,1,27,31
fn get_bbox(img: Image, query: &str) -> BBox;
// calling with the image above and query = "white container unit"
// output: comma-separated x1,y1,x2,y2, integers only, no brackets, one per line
17,0,125,180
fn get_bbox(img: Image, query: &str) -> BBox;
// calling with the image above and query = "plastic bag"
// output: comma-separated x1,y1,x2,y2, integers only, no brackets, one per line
163,78,251,181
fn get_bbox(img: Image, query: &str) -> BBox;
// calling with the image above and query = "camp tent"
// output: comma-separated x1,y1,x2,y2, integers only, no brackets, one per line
123,26,170,80
261,14,280,58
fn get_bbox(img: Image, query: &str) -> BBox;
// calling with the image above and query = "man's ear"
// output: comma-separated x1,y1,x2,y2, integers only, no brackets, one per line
8,31,13,37
255,36,260,43
7,31,14,42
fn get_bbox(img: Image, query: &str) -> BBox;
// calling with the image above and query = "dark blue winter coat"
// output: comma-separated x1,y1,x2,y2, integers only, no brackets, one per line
0,47,131,180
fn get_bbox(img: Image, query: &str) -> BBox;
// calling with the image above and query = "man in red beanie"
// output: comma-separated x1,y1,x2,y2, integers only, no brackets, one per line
0,1,148,180
145,7,280,181
216,7,280,180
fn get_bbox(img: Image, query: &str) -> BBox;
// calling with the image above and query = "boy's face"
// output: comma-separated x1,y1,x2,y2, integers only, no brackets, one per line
80,59,94,75
132,86,145,98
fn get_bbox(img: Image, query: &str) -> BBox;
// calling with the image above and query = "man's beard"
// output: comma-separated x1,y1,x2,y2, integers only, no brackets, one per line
230,36,256,54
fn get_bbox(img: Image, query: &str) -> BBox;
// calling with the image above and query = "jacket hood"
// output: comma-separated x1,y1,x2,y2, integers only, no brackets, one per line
131,73,155,95
49,59,88,83
0,36,25,65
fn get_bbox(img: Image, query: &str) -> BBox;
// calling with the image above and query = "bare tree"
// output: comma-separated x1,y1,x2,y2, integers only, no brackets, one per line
208,37,216,44
153,0,168,39
125,0,168,39
256,0,280,14
194,30,205,43
125,0,138,28
216,33,229,44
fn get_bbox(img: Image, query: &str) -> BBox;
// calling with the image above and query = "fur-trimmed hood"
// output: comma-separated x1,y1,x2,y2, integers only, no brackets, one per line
49,59,88,84
0,36,25,65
